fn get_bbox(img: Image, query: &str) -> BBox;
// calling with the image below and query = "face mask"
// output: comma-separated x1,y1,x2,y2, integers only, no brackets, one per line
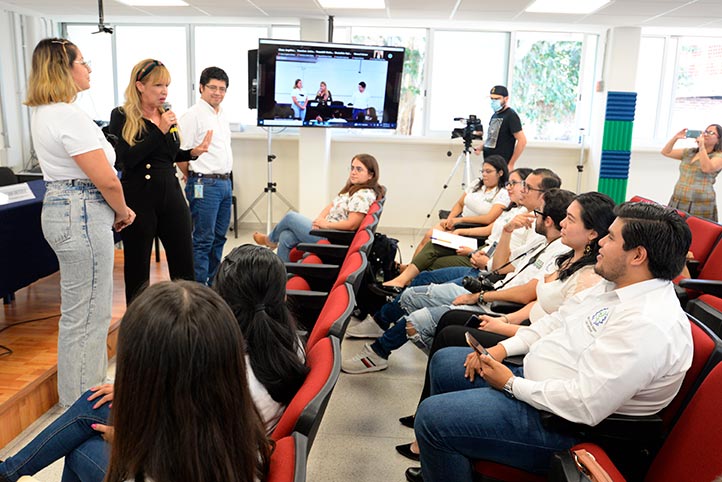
490,99,503,112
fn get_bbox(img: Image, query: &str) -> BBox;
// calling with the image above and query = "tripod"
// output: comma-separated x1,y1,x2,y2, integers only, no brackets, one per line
416,138,476,238
576,128,586,193
238,128,296,233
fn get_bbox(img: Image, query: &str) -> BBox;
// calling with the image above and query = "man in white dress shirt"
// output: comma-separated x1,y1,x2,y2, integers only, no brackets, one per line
178,66,233,285
350,81,370,120
408,201,693,482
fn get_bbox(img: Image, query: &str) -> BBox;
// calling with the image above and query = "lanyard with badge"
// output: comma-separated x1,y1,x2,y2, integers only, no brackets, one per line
194,176,204,199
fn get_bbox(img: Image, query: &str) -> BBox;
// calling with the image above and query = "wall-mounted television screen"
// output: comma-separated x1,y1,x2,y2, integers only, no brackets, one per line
256,38,405,129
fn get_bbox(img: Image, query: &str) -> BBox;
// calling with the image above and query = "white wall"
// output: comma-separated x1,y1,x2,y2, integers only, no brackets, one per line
231,132,585,230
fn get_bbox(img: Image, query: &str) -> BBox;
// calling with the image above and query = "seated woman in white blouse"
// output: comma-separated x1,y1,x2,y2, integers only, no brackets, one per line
253,153,385,261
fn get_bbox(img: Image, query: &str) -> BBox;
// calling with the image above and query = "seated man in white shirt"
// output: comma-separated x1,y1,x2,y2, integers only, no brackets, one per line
407,202,693,482
341,188,574,374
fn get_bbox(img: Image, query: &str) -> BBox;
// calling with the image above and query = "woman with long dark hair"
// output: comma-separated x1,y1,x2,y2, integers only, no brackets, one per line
0,281,271,482
213,244,309,431
253,153,385,261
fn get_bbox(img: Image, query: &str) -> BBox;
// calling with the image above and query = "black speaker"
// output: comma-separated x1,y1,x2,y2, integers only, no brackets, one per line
248,49,258,110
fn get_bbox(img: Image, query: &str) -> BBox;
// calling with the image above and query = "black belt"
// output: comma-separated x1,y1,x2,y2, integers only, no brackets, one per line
189,171,231,180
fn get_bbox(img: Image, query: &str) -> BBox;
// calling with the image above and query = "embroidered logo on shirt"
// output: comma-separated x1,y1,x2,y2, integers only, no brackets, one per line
585,307,610,334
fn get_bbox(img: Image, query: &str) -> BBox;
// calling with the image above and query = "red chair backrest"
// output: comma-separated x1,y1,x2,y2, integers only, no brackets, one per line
346,228,373,257
697,237,722,282
644,362,722,482
660,318,717,426
271,336,340,446
307,283,354,350
286,275,311,291
628,195,656,204
685,215,722,267
332,251,367,292
267,432,308,482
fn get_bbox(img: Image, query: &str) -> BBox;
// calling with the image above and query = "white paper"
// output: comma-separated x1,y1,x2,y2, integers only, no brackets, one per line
0,183,36,205
431,229,478,250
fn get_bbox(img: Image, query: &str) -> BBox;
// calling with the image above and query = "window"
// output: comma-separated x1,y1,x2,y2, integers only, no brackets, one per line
351,27,427,136
114,25,190,114
671,37,722,136
194,25,268,125
512,32,584,142
634,37,667,141
428,30,509,134
65,25,115,121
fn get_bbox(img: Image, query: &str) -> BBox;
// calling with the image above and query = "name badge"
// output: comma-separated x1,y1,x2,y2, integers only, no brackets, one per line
194,182,204,199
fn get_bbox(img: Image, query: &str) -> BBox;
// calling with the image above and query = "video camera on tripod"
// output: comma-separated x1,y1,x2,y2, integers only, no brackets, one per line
452,115,484,151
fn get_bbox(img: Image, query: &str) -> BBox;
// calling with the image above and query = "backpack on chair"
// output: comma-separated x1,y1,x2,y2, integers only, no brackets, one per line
355,233,401,318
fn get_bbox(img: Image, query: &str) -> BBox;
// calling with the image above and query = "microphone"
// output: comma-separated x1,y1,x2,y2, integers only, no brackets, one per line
161,102,179,143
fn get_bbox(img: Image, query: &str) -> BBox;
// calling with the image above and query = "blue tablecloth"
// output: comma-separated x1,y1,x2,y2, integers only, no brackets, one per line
0,180,59,298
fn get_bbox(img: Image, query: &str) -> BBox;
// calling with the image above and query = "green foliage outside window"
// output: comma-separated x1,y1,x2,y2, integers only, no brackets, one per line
513,39,582,140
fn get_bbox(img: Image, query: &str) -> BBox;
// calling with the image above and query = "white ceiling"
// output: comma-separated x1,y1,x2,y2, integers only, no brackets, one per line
3,0,722,28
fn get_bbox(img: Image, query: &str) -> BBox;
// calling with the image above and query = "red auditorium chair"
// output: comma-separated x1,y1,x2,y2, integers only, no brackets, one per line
683,214,722,276
287,251,366,328
306,283,355,350
267,432,308,482
287,199,382,262
677,237,722,304
286,229,373,289
628,195,656,204
272,335,341,451
549,359,722,482
472,316,722,481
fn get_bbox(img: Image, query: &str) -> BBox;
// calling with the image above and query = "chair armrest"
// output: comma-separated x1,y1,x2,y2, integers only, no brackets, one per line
308,228,355,245
539,411,665,442
678,278,722,298
296,243,349,264
489,300,525,314
287,290,329,330
285,264,339,292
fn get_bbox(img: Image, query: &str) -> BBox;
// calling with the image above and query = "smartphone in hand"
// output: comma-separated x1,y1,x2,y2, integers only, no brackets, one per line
465,331,492,358
686,129,702,138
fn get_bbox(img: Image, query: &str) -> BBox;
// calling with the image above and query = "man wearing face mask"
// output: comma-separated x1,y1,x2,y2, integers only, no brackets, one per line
475,85,527,171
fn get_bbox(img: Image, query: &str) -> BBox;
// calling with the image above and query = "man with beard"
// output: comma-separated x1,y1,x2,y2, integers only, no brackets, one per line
407,202,693,482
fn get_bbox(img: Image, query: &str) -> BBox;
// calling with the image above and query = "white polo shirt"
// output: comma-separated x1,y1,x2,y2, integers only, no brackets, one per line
179,99,233,175
501,278,693,426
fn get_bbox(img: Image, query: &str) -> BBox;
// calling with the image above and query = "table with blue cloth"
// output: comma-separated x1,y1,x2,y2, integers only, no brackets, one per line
0,180,58,304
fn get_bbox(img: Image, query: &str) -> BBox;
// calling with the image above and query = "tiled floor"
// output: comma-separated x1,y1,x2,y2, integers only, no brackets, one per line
0,224,427,482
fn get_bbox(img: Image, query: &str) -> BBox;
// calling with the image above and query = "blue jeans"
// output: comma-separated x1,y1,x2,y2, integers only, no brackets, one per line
0,390,110,482
415,347,579,481
185,176,232,285
42,181,115,406
371,268,479,358
268,211,322,262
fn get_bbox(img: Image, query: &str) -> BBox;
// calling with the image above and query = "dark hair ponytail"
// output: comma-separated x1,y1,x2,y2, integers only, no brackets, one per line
213,245,309,405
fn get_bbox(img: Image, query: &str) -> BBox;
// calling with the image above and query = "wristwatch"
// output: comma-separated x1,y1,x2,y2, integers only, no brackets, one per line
502,376,516,399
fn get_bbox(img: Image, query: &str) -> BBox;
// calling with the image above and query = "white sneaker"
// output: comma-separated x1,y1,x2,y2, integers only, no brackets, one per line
342,343,389,374
346,316,385,338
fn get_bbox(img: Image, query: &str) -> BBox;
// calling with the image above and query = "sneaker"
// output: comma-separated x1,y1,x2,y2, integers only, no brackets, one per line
346,316,385,338
342,343,389,374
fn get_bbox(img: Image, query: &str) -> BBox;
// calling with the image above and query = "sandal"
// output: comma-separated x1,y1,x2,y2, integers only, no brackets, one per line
252,232,278,249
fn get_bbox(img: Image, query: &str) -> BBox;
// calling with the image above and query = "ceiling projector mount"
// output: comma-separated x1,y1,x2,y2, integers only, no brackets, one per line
93,0,113,34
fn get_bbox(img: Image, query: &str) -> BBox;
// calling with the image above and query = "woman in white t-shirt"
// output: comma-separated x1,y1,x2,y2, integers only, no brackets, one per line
412,155,510,258
291,78,306,121
25,38,135,407
253,153,385,261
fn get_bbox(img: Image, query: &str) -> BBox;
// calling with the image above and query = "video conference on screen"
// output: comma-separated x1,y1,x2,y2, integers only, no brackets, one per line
256,39,405,129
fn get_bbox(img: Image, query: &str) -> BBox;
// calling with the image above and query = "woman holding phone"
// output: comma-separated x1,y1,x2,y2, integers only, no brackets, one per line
662,124,722,221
